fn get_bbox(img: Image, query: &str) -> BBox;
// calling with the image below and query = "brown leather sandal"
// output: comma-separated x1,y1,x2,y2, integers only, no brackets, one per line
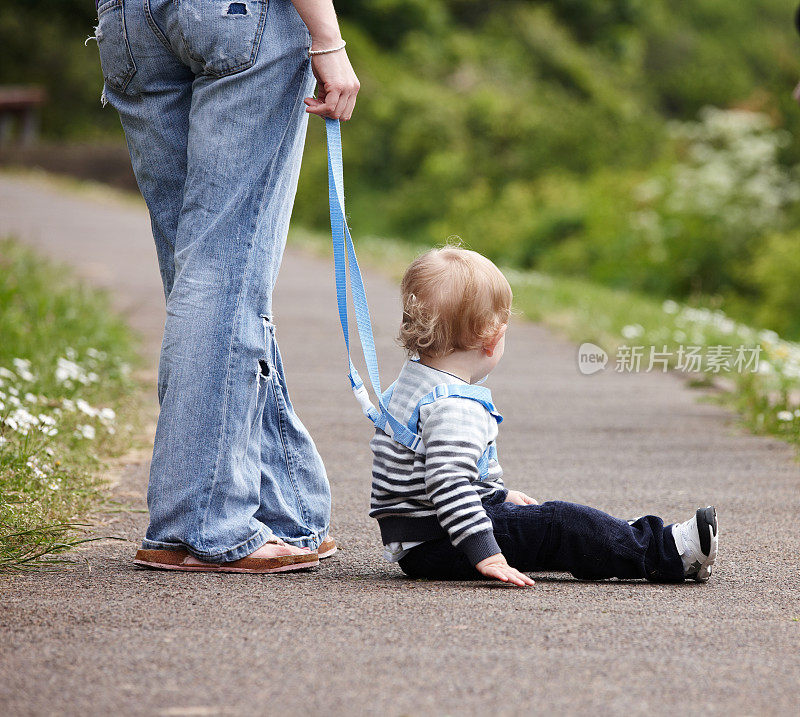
317,536,338,559
133,540,319,573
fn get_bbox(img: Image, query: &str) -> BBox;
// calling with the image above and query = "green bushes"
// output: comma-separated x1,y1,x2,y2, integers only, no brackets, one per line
4,0,800,337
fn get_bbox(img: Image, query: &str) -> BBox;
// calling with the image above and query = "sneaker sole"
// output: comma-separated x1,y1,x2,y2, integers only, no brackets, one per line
694,506,718,582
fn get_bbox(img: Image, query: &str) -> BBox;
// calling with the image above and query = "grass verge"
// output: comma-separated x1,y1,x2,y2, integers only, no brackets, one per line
0,237,143,570
290,227,800,451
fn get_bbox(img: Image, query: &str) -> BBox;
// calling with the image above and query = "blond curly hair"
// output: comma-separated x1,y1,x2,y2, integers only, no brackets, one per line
397,244,512,359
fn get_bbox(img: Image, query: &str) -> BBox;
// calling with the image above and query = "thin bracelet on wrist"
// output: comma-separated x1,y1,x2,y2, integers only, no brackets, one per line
308,41,346,57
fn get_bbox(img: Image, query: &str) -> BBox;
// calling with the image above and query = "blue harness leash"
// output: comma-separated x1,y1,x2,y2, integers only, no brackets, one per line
324,118,502,472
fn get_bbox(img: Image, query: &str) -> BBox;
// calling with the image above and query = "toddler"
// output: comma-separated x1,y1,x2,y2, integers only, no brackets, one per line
369,245,718,586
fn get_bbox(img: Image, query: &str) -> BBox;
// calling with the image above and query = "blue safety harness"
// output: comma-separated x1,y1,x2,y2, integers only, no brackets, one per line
324,118,502,478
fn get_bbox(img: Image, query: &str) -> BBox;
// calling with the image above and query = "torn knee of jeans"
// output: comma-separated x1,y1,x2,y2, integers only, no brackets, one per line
258,359,271,378
226,2,248,15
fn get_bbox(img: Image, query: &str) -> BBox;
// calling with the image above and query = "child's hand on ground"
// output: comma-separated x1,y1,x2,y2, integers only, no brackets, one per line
475,553,535,587
505,490,538,505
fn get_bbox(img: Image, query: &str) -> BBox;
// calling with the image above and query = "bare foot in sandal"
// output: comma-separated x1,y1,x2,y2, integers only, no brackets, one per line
247,538,312,559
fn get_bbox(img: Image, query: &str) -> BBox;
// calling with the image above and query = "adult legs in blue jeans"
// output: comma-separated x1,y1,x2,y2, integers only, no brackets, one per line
97,0,331,561
398,497,685,582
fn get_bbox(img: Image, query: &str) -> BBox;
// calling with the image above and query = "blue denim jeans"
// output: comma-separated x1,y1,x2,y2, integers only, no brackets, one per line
96,0,331,561
398,494,685,582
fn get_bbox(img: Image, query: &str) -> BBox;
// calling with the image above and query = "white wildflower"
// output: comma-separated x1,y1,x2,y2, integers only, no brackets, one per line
75,424,96,440
55,357,87,385
76,399,99,417
5,408,38,435
662,300,679,314
759,329,780,345
26,458,47,479
12,358,35,382
0,367,15,380
777,410,794,422
621,324,644,340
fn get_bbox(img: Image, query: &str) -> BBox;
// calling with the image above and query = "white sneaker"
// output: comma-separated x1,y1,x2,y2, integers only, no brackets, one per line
671,506,718,582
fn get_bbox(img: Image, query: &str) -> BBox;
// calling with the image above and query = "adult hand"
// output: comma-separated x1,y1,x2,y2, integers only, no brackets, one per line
505,490,538,506
304,49,360,121
475,553,535,587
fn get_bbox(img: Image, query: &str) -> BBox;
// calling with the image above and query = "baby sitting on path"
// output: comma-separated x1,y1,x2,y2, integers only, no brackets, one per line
368,245,718,586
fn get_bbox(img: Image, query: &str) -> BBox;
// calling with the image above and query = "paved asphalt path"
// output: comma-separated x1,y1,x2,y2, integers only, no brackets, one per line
1,173,799,716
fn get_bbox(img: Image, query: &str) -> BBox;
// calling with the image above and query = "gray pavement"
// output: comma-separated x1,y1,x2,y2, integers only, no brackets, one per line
1,173,799,716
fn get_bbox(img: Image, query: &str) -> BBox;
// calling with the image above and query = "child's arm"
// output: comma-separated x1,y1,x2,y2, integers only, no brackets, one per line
421,400,499,564
421,399,533,586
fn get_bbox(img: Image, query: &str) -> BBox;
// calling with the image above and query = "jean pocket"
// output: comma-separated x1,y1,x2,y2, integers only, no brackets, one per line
96,0,137,93
178,0,268,78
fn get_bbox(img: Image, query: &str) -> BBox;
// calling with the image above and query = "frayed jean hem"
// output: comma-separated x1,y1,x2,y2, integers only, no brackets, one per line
273,524,330,550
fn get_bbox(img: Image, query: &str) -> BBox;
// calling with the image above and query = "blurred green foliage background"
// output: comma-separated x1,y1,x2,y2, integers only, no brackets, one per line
3,0,800,336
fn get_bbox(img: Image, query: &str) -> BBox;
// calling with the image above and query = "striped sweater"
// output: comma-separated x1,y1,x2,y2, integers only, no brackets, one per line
369,359,507,565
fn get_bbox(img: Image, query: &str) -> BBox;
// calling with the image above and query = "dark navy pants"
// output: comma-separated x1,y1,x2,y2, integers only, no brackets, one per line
398,494,685,582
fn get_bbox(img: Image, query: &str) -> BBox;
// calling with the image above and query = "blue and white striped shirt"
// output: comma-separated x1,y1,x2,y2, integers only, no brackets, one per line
369,359,506,566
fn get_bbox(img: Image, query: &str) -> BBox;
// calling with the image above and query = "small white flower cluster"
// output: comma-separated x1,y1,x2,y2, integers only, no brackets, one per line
23,454,61,489
56,356,99,387
776,410,800,422
1,407,58,437
650,299,800,429
12,358,36,382
0,352,118,446
633,107,800,245
663,302,800,381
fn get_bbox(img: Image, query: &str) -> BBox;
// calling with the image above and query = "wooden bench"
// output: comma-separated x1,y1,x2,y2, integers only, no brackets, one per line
0,86,46,146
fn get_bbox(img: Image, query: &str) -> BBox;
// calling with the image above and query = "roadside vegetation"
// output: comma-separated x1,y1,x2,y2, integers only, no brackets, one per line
0,237,141,569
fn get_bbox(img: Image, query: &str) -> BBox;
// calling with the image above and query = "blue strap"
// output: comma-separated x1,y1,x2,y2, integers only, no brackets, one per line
381,381,396,407
406,383,502,478
326,118,422,452
326,119,504,468
405,383,503,436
